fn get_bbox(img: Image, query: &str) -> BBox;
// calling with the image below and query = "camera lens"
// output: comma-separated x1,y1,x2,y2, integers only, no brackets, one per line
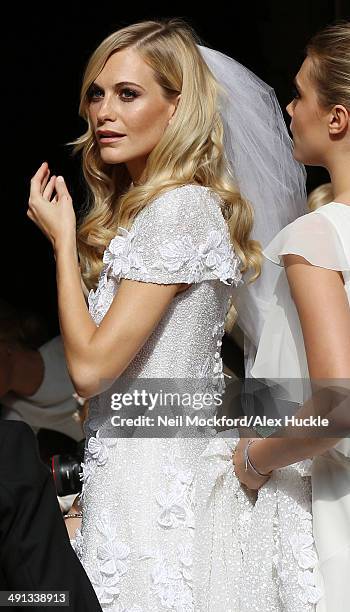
51,442,85,497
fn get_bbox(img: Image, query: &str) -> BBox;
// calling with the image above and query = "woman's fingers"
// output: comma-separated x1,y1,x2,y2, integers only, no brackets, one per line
55,176,71,202
30,162,48,199
30,165,71,206
41,168,51,195
43,175,56,201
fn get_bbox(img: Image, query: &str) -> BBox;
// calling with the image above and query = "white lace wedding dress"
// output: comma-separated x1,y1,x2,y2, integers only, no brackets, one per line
70,185,322,612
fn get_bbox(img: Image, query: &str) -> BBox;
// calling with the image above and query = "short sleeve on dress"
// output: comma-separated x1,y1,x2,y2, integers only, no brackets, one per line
102,185,243,287
264,205,350,271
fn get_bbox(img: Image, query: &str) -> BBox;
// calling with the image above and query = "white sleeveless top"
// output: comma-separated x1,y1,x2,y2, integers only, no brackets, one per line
1,336,84,441
251,202,350,612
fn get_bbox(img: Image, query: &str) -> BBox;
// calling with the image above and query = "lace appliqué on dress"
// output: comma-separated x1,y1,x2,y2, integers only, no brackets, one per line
146,549,193,612
150,229,242,286
86,511,132,607
156,450,195,531
88,221,241,329
138,450,195,611
78,430,118,505
102,227,148,284
273,489,323,608
193,436,323,611
94,225,242,287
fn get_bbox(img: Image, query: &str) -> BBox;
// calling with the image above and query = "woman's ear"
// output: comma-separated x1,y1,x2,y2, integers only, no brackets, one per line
328,104,349,135
168,94,181,125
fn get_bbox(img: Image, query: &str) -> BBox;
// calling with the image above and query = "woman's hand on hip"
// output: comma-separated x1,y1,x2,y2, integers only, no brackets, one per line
232,437,271,490
27,162,76,250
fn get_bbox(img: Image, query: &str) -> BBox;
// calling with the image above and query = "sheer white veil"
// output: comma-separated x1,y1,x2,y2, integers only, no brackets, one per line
198,45,307,373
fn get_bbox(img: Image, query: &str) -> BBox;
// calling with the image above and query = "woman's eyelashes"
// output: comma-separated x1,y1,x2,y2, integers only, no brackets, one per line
87,86,139,102
119,88,139,101
291,85,300,100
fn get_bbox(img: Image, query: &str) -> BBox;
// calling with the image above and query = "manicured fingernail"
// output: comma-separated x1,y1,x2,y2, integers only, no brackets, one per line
57,176,64,182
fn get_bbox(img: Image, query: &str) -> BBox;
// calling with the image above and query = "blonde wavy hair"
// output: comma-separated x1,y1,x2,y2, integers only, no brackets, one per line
67,18,262,291
307,183,333,211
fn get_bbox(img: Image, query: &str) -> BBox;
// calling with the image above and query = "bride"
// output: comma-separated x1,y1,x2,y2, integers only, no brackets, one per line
26,17,312,612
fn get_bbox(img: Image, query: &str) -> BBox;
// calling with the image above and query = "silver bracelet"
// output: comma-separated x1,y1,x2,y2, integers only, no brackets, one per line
63,512,83,520
244,439,271,477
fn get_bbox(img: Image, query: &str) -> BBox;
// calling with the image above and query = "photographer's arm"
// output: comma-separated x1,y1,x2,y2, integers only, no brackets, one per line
64,493,82,540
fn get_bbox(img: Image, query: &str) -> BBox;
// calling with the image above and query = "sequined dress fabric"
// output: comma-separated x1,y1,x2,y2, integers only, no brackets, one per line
71,185,320,612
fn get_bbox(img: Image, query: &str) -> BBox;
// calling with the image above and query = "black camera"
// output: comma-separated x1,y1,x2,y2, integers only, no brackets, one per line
51,438,85,497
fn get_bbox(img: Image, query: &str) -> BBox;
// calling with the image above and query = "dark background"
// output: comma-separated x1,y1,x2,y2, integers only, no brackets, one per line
3,1,350,336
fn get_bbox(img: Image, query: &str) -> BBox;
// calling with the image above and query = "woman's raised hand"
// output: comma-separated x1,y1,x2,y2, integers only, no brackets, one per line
27,162,76,251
